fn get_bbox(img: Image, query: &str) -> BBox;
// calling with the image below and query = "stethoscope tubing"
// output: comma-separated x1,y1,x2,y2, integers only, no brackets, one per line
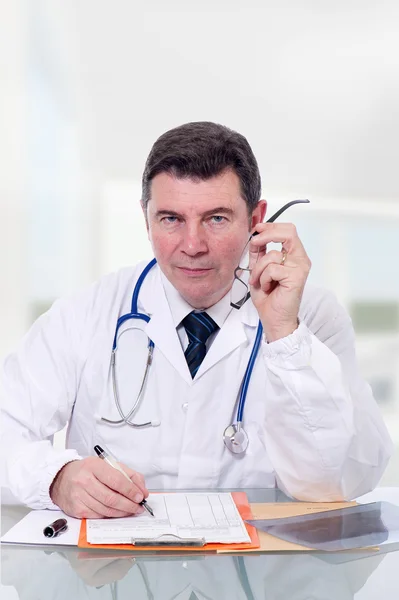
111,255,157,352
131,257,157,314
237,321,263,423
107,258,262,449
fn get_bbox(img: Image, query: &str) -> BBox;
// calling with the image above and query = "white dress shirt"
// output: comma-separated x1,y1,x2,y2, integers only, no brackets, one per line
161,270,233,352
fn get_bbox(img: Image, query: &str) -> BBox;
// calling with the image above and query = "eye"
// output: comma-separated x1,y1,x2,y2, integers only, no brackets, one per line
210,215,226,224
162,216,179,224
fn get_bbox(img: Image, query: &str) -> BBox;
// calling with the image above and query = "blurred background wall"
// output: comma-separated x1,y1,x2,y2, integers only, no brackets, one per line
0,0,398,483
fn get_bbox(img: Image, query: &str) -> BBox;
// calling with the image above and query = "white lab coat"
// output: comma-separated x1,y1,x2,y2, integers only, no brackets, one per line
0,260,393,508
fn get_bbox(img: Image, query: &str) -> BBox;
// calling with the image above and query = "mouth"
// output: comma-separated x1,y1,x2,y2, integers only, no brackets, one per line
177,267,213,276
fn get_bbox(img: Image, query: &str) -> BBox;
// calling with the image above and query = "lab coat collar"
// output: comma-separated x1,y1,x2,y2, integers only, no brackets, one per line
139,263,260,384
141,266,193,385
235,292,259,328
194,297,260,380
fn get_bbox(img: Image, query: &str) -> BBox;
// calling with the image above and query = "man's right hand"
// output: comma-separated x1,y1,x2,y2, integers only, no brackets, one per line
49,457,149,518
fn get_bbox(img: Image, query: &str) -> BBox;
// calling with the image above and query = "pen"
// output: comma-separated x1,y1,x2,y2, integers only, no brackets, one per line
93,445,154,517
43,518,68,538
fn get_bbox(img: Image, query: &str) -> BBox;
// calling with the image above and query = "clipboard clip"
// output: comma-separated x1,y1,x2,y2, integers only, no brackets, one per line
131,534,206,547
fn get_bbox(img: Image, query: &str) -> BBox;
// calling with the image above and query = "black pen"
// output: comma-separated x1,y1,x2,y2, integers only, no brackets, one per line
43,518,68,538
94,445,154,517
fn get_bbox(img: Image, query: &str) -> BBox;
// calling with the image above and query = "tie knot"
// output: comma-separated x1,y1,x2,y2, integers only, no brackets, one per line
182,311,219,345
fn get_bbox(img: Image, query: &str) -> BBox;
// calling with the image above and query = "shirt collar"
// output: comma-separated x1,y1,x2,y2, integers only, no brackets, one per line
160,270,233,329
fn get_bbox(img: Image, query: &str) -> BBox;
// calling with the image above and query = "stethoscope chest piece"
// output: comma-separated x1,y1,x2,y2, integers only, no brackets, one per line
223,423,249,454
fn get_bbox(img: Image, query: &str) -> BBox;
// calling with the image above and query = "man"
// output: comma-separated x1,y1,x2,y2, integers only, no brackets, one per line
1,122,393,518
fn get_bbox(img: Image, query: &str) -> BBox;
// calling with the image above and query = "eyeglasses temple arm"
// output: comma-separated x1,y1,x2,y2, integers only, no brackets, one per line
252,199,310,237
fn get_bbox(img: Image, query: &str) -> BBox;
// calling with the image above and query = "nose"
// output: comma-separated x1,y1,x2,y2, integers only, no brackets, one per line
181,221,208,256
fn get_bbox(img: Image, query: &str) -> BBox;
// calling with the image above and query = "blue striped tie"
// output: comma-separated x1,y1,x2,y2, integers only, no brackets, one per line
182,311,219,378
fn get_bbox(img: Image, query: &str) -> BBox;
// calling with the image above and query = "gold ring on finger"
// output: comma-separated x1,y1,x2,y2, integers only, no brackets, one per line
281,249,287,265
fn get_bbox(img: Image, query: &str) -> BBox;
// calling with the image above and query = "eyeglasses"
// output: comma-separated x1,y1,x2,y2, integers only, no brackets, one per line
230,199,310,309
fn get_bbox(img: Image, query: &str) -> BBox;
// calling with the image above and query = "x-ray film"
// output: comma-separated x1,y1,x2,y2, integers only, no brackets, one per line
246,502,399,551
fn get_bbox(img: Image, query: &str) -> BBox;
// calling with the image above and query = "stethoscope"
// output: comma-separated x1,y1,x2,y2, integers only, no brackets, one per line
100,200,310,454
100,257,262,455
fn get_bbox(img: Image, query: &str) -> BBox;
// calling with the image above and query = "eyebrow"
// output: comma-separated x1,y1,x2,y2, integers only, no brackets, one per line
154,207,235,218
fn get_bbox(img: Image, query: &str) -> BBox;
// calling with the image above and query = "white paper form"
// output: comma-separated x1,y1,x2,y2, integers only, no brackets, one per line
86,492,251,544
1,510,81,546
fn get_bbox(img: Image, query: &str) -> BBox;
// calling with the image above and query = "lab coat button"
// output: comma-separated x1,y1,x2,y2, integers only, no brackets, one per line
182,402,188,412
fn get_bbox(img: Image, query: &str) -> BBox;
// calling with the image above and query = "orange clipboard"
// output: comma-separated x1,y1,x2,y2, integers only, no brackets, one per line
77,492,259,553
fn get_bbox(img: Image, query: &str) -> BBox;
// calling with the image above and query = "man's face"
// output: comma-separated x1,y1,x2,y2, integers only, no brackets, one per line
144,170,266,309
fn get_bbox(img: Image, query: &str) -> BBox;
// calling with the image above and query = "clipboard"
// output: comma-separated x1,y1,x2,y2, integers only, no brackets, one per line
77,492,260,553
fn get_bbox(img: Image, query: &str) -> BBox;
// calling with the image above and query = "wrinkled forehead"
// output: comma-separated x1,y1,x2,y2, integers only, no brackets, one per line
147,171,247,214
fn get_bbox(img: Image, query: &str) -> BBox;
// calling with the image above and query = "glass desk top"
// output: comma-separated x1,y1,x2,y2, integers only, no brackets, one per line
2,488,399,600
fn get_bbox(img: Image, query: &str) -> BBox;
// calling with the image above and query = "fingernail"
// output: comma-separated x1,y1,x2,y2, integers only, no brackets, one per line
134,493,143,503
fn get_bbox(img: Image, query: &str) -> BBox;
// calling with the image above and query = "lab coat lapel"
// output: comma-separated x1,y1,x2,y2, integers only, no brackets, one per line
196,298,260,379
140,266,193,385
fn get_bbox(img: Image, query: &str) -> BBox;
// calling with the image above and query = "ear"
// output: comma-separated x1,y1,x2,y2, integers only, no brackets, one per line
141,200,150,236
250,200,267,230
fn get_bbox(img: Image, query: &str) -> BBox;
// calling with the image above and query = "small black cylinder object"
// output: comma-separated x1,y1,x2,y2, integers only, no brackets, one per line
43,518,68,538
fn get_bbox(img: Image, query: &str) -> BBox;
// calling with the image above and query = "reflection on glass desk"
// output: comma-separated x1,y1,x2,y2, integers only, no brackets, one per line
2,489,399,600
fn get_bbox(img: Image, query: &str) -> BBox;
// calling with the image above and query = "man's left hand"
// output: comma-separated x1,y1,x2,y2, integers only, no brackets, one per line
249,222,311,342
